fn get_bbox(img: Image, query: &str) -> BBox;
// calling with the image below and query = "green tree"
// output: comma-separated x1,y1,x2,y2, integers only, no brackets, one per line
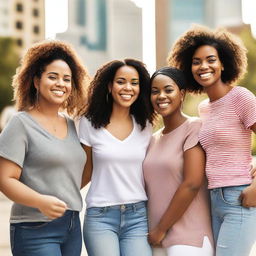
239,27,256,95
239,27,256,155
0,37,19,112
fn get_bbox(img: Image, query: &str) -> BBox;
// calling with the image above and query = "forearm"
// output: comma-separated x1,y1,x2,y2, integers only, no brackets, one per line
0,177,43,209
156,183,200,232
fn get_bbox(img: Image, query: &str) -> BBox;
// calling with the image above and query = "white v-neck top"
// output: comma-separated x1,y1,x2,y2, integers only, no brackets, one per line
79,116,152,208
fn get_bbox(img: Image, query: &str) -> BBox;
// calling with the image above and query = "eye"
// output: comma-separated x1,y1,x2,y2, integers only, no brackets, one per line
132,81,139,86
64,78,71,83
151,89,159,95
165,89,174,94
49,76,57,80
192,60,200,65
208,58,216,63
116,80,124,85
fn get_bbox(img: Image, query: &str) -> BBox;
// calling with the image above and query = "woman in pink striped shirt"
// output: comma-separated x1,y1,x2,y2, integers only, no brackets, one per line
168,25,256,256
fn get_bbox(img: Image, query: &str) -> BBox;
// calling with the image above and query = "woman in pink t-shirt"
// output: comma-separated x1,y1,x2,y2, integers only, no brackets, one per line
143,67,214,256
168,25,256,256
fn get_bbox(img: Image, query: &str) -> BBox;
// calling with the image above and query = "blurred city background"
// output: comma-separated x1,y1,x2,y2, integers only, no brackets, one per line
0,0,255,255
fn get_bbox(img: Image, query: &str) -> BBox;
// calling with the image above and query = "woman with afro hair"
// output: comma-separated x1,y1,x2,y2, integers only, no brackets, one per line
0,40,89,255
168,25,256,256
78,59,155,256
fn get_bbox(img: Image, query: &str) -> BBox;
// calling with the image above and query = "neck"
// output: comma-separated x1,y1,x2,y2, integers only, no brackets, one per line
35,104,60,119
111,105,131,121
205,82,233,102
162,111,187,134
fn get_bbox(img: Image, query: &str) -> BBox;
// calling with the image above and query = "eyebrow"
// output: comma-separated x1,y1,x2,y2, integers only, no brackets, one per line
116,77,139,81
192,55,217,59
47,72,71,77
152,84,175,89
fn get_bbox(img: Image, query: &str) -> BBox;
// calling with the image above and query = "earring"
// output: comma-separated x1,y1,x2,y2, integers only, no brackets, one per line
221,66,224,71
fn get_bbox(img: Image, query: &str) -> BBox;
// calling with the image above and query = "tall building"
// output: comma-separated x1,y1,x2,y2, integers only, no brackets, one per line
57,0,142,75
156,0,243,67
0,0,45,54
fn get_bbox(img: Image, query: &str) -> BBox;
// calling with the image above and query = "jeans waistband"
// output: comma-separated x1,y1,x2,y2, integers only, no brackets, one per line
94,201,147,211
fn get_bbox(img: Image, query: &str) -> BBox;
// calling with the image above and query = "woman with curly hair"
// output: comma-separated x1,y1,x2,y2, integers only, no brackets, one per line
168,25,256,256
79,59,154,256
0,40,89,256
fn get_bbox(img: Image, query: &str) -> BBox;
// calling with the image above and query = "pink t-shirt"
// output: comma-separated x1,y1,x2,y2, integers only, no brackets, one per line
199,86,256,189
143,117,213,248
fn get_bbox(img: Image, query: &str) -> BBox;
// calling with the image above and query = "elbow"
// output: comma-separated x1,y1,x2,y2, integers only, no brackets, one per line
184,182,202,193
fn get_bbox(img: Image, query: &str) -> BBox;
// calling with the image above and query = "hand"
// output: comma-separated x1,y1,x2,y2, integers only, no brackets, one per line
148,227,166,247
37,195,67,219
250,166,256,178
240,184,256,207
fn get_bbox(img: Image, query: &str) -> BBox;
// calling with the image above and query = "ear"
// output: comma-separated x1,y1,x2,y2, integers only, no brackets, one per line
180,89,186,102
107,82,112,93
33,77,39,90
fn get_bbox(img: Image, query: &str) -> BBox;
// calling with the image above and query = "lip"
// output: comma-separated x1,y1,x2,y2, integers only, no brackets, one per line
51,90,65,96
120,94,133,100
157,102,170,109
198,72,213,80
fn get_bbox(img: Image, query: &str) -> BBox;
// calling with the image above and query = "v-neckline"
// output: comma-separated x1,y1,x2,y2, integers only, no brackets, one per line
102,116,135,143
23,111,70,141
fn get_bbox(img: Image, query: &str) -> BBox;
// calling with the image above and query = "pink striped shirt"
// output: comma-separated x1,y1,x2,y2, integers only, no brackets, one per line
199,86,256,189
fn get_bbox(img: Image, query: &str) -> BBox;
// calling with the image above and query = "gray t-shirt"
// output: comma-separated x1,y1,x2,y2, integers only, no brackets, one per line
0,112,86,223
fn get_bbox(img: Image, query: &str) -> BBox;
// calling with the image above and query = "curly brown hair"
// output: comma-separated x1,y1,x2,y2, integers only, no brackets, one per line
12,40,90,116
167,25,247,93
82,59,155,130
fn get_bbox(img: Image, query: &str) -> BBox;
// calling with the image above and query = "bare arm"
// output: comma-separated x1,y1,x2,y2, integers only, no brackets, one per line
148,144,206,247
0,157,67,219
240,122,256,207
81,144,93,188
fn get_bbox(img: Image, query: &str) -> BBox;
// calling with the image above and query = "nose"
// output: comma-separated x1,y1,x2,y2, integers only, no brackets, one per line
123,82,132,90
56,79,65,86
158,91,166,99
200,61,208,70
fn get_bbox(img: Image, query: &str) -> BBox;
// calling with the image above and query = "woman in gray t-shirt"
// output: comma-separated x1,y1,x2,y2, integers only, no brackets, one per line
0,40,89,256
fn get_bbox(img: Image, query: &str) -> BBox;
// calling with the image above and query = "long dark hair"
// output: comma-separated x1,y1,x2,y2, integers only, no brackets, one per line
83,58,154,129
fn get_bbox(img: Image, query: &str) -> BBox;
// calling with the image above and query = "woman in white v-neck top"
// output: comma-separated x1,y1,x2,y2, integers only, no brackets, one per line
79,59,155,256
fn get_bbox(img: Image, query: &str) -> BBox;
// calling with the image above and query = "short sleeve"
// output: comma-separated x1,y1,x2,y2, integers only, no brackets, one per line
78,116,92,146
233,87,256,129
183,119,201,152
0,115,27,167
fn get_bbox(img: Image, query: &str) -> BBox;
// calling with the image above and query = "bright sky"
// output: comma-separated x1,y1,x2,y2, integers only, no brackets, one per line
242,0,256,38
45,0,68,39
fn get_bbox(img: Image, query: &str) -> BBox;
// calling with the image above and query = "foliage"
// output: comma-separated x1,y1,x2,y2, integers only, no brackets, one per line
0,37,19,112
239,27,256,95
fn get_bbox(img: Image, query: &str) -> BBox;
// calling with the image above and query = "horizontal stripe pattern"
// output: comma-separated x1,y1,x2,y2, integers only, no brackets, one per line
199,86,256,189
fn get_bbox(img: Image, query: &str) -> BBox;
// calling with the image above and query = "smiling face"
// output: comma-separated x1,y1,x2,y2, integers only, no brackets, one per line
34,59,72,107
191,45,224,89
151,74,184,118
109,65,140,110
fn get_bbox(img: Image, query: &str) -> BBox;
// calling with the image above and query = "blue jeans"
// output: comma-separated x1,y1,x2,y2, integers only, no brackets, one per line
210,185,256,256
10,210,82,256
83,201,152,256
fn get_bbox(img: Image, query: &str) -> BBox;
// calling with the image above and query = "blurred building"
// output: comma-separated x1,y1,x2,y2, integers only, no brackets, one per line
156,0,243,67
0,0,45,54
57,0,142,75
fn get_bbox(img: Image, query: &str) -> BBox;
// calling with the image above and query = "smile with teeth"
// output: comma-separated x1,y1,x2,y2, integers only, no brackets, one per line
158,102,170,109
199,72,212,79
52,90,65,96
120,94,132,100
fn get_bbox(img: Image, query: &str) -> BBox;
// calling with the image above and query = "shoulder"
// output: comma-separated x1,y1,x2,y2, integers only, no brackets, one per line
231,86,255,100
198,98,209,112
185,116,201,133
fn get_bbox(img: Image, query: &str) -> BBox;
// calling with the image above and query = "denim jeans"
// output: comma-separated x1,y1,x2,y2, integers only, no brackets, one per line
210,185,256,256
83,201,152,256
10,210,82,256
